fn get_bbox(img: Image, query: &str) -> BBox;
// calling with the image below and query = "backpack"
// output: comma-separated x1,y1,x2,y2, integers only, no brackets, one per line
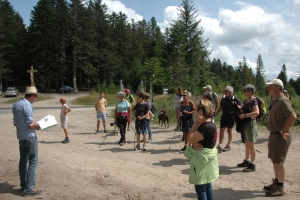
150,103,156,114
249,97,267,121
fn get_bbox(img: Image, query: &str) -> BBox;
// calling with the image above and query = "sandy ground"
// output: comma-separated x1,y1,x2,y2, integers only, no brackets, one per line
0,93,300,200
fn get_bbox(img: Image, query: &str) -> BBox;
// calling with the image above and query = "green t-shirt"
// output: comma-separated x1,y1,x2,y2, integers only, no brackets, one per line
125,94,135,105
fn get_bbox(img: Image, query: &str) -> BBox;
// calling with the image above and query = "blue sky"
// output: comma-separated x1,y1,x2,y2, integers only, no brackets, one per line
9,0,300,81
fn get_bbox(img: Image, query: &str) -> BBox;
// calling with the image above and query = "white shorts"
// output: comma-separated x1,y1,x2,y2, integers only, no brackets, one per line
60,116,68,129
97,112,106,121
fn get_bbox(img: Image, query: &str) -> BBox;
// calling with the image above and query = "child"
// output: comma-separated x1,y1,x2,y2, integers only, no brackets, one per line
94,91,107,134
60,97,72,144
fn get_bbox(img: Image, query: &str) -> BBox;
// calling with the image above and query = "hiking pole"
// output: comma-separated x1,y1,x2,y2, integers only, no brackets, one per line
130,124,137,151
168,130,177,150
99,128,111,148
236,131,241,156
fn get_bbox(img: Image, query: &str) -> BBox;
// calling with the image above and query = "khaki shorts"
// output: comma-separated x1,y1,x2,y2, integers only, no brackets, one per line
268,132,291,164
244,120,258,143
60,116,68,129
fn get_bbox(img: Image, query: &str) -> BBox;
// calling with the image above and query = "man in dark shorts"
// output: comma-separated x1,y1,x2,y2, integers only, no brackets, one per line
215,86,241,153
264,79,297,197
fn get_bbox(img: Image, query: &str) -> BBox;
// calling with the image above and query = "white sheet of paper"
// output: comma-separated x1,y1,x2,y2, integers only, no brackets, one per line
36,115,57,130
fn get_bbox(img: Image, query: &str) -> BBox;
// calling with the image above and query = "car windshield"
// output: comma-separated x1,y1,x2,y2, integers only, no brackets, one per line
7,88,15,91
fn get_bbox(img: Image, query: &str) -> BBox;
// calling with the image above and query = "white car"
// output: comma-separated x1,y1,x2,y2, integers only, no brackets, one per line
5,87,18,97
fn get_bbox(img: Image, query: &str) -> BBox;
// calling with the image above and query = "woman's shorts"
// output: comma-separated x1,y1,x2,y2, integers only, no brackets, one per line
244,120,258,142
268,132,292,164
60,116,68,129
135,120,147,135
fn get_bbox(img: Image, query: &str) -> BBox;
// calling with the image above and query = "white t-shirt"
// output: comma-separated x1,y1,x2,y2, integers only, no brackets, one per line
61,104,69,116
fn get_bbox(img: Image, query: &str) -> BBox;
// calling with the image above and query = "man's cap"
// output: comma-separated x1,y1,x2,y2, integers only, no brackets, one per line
124,89,130,94
24,86,42,95
203,85,212,90
266,79,283,88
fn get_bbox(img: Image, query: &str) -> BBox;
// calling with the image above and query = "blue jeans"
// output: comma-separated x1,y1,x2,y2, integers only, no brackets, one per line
135,120,147,135
145,120,152,139
195,183,213,200
19,137,38,192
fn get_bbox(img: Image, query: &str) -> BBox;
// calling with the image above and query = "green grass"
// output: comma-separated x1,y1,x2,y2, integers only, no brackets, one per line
4,95,53,104
72,93,119,106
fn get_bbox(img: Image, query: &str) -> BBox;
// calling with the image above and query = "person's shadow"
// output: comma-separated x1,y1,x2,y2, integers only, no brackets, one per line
0,181,23,197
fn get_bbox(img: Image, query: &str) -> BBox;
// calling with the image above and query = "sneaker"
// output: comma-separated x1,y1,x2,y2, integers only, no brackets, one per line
217,145,223,153
135,144,140,150
180,146,187,151
237,159,250,167
147,138,152,143
62,138,70,144
127,127,130,131
119,141,127,146
23,190,43,197
265,185,285,196
95,130,99,134
243,163,256,172
142,145,147,151
223,144,231,152
264,179,277,190
104,130,107,133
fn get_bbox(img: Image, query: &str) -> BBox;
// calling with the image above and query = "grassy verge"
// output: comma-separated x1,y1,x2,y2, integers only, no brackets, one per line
4,95,53,104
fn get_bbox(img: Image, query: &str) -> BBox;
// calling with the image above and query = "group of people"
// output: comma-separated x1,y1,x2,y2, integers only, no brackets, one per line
173,79,297,199
12,79,297,198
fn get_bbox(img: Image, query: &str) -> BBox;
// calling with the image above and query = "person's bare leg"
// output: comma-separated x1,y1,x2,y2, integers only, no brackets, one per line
248,142,256,162
102,120,106,130
64,129,69,138
143,134,147,145
184,132,189,146
219,127,225,145
97,120,100,131
274,163,285,183
227,128,233,145
245,142,250,160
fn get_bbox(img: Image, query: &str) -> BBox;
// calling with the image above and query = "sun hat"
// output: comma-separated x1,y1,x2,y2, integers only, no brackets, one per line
266,79,283,88
203,85,212,91
24,86,42,95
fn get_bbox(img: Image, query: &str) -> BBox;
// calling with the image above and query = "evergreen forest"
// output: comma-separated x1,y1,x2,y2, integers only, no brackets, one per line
1,0,300,96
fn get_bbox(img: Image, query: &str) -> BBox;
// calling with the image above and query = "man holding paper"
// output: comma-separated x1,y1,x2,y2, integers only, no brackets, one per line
12,86,43,197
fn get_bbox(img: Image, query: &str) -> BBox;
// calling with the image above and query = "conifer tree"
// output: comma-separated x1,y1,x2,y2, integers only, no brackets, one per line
255,54,265,92
277,64,288,87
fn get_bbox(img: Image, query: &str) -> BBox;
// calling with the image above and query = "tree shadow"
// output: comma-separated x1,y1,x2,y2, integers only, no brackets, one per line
183,188,266,199
39,140,62,144
0,181,23,197
153,158,189,167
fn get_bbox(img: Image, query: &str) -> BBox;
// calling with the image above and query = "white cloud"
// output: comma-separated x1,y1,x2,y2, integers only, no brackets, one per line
158,6,179,31
102,0,143,22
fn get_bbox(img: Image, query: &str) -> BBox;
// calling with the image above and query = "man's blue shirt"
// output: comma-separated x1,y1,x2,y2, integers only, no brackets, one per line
12,97,36,140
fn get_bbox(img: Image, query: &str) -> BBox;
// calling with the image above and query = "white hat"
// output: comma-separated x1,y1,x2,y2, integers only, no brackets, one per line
25,86,42,95
203,85,212,90
266,79,283,88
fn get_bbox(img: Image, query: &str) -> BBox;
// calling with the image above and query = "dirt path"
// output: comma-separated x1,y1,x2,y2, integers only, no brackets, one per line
0,93,300,200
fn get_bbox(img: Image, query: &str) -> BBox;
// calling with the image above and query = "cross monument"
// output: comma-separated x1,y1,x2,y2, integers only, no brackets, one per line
27,66,37,86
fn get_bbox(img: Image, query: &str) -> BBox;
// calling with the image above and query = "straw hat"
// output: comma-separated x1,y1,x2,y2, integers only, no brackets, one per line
24,86,42,95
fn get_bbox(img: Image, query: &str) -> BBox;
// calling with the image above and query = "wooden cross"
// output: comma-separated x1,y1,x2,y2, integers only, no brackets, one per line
27,66,37,86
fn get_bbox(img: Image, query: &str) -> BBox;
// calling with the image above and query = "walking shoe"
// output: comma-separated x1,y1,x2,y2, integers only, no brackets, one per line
217,145,223,153
223,144,231,152
142,145,147,151
265,185,285,196
180,146,187,151
135,144,140,150
119,141,127,146
237,159,250,167
147,138,152,143
23,189,43,197
95,130,99,134
243,163,256,172
127,127,130,131
264,179,277,190
62,138,70,144
104,130,107,133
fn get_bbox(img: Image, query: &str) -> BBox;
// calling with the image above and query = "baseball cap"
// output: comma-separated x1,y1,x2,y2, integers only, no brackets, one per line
266,79,283,88
124,89,130,94
203,85,212,90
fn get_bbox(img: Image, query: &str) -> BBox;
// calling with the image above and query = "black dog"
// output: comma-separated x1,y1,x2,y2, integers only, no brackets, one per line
158,110,170,129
